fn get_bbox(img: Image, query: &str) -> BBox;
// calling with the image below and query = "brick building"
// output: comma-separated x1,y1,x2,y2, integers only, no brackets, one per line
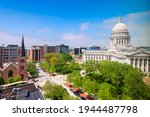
0,36,27,82
28,44,69,62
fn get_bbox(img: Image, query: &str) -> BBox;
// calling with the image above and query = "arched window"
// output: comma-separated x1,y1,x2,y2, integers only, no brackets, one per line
21,74,24,80
8,70,13,78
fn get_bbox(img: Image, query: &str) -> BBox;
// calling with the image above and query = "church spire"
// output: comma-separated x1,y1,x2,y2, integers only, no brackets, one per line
21,35,26,57
118,16,122,23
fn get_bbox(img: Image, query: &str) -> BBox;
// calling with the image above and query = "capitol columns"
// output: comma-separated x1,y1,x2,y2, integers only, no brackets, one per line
146,59,149,73
141,59,144,72
137,59,140,70
133,58,135,68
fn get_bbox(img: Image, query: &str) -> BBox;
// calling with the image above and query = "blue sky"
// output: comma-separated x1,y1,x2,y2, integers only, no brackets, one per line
0,0,150,48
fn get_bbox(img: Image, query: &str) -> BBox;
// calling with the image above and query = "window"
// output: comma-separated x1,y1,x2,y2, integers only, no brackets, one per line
21,66,24,70
8,70,13,78
21,74,24,80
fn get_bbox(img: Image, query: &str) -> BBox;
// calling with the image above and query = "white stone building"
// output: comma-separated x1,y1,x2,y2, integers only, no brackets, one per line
82,17,150,73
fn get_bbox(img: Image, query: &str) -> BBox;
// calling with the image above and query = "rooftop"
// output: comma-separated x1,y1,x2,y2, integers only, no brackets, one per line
0,83,44,100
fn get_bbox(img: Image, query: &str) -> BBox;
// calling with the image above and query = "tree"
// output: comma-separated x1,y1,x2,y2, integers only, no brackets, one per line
27,61,38,78
50,57,57,66
97,82,116,100
68,61,80,72
81,60,150,100
67,70,82,87
42,53,77,74
50,85,68,100
42,81,70,100
15,76,21,82
6,76,22,84
82,79,99,94
6,77,15,84
42,81,54,99
0,77,4,85
73,74,82,87
122,69,150,100
61,53,73,62
82,60,100,74
44,53,58,66
67,73,74,83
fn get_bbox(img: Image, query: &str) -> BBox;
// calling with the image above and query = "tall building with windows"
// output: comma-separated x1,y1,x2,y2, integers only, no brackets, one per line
28,45,56,62
29,46,41,62
74,46,100,55
28,44,69,62
55,44,69,53
0,45,21,68
82,17,150,74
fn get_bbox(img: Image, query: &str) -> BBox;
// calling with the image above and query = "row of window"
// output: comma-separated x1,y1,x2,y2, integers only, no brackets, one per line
112,32,129,35
2,49,20,51
85,55,108,60
1,52,20,54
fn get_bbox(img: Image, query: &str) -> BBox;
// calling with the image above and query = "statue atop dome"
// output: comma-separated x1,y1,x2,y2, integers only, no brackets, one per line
118,16,122,23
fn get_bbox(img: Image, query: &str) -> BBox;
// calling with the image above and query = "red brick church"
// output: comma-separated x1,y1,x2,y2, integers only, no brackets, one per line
0,36,27,82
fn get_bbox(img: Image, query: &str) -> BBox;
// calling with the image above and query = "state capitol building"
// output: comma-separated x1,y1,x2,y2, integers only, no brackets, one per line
82,17,150,74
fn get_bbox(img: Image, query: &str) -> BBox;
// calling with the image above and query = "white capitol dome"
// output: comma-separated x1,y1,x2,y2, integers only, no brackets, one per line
110,17,132,48
112,18,128,32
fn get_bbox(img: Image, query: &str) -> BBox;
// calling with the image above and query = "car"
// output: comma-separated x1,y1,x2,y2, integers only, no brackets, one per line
32,79,38,82
80,97,86,100
69,88,73,92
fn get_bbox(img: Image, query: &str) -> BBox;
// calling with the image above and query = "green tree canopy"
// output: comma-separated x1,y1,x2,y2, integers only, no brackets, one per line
42,81,76,100
82,78,99,94
97,82,116,100
68,60,150,100
27,61,38,78
0,77,4,85
82,60,100,74
6,77,15,84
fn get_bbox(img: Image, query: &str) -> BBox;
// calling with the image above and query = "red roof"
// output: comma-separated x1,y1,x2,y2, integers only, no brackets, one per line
73,88,79,92
64,83,72,88
80,93,91,100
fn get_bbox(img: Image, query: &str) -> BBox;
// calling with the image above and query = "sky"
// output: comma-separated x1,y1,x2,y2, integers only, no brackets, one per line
0,0,150,48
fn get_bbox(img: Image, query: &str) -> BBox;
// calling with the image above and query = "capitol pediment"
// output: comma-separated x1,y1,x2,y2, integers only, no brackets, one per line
129,51,150,57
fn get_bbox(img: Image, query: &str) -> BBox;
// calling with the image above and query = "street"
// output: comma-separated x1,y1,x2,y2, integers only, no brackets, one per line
28,63,76,97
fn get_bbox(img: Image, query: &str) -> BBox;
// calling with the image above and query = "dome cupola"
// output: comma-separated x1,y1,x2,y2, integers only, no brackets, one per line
112,17,128,32
110,17,132,48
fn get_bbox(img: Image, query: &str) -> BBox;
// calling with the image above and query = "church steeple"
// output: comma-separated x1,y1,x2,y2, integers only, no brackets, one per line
21,35,26,57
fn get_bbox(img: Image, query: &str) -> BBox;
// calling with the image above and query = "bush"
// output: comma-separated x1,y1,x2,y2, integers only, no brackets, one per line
0,77,4,85
6,77,15,84
15,76,21,82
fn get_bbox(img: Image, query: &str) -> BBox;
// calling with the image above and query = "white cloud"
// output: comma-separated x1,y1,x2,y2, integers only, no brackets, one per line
95,10,150,47
37,28,51,33
61,10,150,48
124,11,150,47
62,33,100,47
0,31,47,48
0,11,149,48
80,22,90,30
